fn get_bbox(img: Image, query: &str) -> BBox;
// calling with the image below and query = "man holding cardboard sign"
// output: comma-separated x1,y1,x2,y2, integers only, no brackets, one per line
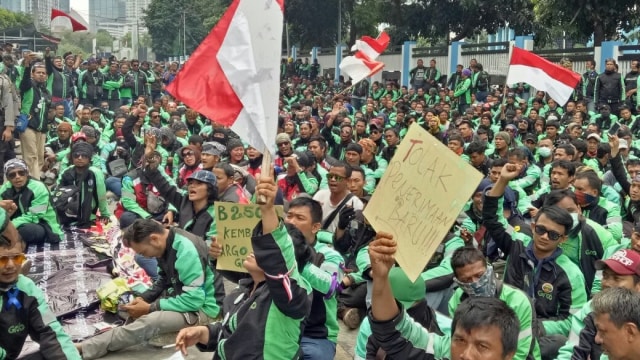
363,123,484,282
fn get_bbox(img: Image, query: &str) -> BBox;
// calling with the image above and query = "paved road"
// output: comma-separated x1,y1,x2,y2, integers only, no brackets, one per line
99,264,359,359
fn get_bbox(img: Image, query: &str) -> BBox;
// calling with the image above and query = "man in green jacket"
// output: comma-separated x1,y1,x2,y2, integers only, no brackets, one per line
0,159,63,244
366,232,521,360
77,218,220,359
285,196,343,359
0,208,81,359
556,248,640,360
19,54,51,180
454,68,472,114
485,164,588,359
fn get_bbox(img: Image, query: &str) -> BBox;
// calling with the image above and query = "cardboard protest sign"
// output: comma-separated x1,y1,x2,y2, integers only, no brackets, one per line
215,202,284,272
363,123,483,281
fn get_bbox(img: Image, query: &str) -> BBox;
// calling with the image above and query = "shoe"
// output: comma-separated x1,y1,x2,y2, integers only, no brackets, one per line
342,307,363,330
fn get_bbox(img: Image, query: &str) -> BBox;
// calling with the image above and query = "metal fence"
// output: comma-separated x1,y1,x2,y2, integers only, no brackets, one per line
534,47,595,75
411,46,449,77
460,42,510,76
618,45,640,75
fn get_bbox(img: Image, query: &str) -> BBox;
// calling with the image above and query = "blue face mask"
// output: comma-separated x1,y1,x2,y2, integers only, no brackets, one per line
454,265,497,298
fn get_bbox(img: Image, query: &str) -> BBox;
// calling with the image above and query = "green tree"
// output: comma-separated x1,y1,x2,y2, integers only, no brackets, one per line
380,0,537,45
533,0,640,46
57,30,94,54
144,0,225,59
95,29,114,49
0,8,32,30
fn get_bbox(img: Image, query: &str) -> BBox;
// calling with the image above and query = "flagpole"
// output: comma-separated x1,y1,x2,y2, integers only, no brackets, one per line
256,148,272,204
339,77,365,96
501,41,515,106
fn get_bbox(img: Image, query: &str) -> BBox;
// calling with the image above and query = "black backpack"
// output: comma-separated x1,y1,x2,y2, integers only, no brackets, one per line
476,71,490,91
51,185,81,220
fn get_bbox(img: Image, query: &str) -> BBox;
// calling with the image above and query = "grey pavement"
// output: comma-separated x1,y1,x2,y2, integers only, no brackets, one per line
98,263,359,359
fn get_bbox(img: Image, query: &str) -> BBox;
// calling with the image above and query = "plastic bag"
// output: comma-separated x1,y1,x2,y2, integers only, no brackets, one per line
96,278,131,313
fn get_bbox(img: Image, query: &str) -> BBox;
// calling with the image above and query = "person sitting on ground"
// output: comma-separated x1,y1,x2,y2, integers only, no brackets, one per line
173,167,313,359
55,141,111,228
0,208,81,359
366,232,521,360
213,163,250,204
76,218,220,359
0,159,63,244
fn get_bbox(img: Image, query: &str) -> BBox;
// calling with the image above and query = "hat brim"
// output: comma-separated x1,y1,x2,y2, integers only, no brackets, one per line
595,259,635,275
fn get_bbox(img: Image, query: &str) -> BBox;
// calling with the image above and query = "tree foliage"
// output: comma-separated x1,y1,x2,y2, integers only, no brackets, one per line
57,30,94,54
144,0,229,59
95,29,114,49
379,0,538,45
285,0,384,49
533,0,640,46
0,9,32,30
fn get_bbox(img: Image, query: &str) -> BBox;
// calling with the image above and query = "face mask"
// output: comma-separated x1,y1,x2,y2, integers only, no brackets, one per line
570,212,580,232
538,147,552,158
454,265,497,298
575,190,598,207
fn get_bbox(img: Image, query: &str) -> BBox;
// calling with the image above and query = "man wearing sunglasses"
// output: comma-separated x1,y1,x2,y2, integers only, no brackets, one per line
0,207,81,359
484,163,588,360
0,159,63,245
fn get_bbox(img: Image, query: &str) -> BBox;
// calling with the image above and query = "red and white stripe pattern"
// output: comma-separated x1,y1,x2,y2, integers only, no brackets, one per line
506,47,581,106
340,51,385,84
166,0,283,156
350,31,390,60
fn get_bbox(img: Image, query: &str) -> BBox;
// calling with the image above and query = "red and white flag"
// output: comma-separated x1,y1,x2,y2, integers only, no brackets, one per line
51,9,87,32
351,31,390,60
339,51,384,84
506,47,581,106
166,0,283,156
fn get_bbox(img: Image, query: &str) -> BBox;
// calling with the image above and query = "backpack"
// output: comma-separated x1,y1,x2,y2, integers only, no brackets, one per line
51,185,81,219
476,71,489,91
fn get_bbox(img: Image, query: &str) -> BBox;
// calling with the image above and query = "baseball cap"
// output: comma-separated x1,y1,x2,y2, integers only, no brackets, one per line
524,134,537,143
389,267,426,308
586,133,602,142
596,249,640,276
186,170,217,186
276,133,291,145
201,141,225,156
369,118,383,131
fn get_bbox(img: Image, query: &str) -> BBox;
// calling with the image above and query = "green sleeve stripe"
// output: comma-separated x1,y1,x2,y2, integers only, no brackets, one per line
272,222,296,271
394,310,431,351
29,204,48,213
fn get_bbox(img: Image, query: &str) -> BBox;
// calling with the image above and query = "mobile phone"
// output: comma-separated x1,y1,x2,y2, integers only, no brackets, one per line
609,122,621,136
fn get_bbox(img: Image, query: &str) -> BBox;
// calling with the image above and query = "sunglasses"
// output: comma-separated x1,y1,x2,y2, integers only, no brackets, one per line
533,224,563,241
370,129,380,134
0,253,26,267
7,170,26,179
278,142,290,147
326,173,345,181
182,151,195,157
73,153,89,159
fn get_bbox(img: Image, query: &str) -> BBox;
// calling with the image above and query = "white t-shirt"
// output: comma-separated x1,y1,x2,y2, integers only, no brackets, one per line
313,189,364,233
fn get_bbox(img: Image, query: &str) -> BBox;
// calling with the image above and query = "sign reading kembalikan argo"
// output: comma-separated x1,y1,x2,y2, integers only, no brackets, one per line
215,202,284,273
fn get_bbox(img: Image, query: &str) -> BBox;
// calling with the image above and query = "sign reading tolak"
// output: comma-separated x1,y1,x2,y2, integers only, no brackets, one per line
363,123,483,281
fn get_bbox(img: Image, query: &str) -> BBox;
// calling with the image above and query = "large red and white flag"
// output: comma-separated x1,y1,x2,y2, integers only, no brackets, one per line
166,0,283,156
506,47,581,105
339,51,384,84
351,31,390,60
51,9,87,32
